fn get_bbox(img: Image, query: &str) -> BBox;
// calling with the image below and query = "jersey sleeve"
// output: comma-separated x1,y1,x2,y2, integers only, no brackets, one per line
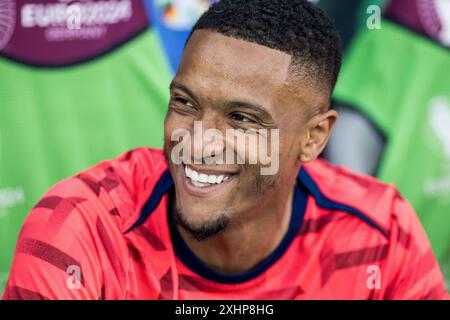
382,193,448,300
2,177,106,300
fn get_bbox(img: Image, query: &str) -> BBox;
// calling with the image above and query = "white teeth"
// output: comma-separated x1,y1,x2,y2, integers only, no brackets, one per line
207,175,216,184
192,180,208,187
184,166,232,187
191,170,198,181
198,173,208,183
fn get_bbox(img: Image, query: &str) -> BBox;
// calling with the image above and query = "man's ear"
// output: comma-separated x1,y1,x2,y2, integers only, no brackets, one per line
299,109,338,163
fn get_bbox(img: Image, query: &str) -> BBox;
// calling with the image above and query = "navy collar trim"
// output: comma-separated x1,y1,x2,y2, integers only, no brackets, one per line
125,169,174,233
125,168,308,284
168,176,308,284
126,165,388,284
299,168,389,239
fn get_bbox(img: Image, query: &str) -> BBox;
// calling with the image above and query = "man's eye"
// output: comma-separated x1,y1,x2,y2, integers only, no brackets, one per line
174,97,194,108
230,113,254,123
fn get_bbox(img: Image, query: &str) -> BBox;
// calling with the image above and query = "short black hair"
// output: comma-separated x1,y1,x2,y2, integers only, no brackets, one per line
190,0,342,91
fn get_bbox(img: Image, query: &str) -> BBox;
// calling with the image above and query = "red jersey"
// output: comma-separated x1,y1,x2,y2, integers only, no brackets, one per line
2,148,448,299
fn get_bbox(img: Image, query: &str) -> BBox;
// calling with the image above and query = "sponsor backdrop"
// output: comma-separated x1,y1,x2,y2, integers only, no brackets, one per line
0,0,173,294
331,0,450,287
0,0,448,295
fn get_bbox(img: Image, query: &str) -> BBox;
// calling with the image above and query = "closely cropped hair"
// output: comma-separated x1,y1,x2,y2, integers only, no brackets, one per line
190,0,342,91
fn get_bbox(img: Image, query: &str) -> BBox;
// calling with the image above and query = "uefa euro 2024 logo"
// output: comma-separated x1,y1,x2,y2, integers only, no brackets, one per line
157,0,218,30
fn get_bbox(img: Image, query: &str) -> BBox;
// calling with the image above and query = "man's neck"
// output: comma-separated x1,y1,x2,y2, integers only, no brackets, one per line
176,182,296,275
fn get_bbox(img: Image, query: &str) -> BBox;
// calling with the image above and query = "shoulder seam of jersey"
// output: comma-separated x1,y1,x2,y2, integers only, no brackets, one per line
299,167,389,239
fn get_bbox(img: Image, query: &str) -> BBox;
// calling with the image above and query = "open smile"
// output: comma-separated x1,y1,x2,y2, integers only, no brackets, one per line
180,163,238,195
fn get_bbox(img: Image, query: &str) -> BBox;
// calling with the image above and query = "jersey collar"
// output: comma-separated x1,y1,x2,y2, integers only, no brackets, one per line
126,167,309,284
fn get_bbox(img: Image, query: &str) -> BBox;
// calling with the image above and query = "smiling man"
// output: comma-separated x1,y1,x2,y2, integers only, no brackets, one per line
3,0,448,300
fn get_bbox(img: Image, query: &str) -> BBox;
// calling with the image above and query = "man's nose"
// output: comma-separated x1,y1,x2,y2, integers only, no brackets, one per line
192,115,225,163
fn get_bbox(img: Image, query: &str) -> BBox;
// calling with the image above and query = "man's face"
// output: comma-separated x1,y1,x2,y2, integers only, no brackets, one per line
163,30,331,240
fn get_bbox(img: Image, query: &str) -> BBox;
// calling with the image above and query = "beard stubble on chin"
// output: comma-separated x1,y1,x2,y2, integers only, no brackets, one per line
163,142,278,241
172,201,231,241
163,146,231,241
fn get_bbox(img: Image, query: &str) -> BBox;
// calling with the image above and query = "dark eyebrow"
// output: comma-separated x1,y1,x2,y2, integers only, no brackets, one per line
169,80,197,100
170,80,274,124
226,101,273,123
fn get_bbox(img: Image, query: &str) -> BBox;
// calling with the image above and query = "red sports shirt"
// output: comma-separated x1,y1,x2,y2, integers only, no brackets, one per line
3,148,448,299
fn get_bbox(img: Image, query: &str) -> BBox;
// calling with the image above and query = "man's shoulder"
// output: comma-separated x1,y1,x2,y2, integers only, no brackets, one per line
5,148,170,299
302,158,407,237
27,147,168,234
79,147,167,186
